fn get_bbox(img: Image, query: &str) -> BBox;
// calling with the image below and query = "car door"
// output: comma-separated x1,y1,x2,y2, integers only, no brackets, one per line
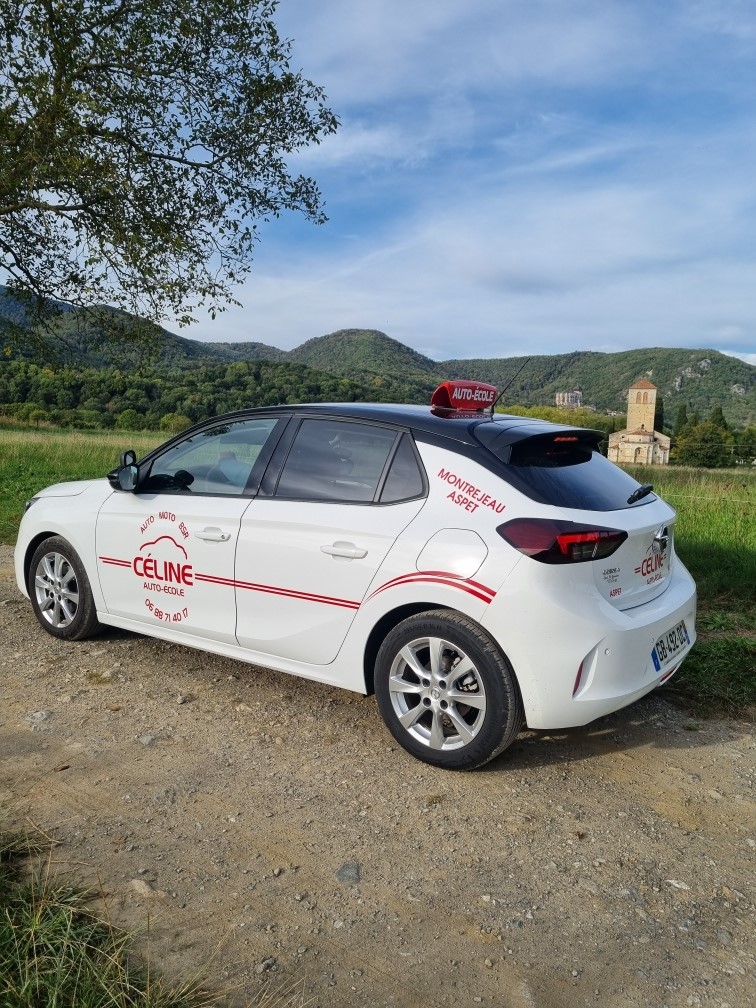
234,418,427,664
96,417,284,644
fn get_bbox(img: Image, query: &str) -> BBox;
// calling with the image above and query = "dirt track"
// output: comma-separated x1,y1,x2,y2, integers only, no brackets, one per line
1,545,753,1007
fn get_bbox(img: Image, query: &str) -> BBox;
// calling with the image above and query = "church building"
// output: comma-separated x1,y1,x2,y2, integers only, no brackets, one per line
607,379,670,465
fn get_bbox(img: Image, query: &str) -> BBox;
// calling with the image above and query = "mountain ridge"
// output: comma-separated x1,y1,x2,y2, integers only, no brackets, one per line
1,289,753,425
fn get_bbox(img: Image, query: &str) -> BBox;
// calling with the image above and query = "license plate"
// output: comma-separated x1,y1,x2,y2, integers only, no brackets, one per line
651,620,690,672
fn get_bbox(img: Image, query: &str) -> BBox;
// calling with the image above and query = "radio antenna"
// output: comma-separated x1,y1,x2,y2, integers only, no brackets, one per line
492,356,531,412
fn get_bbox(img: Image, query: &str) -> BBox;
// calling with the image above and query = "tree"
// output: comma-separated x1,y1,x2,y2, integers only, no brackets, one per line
733,425,756,466
653,396,665,433
674,421,734,468
28,407,48,427
160,412,191,433
116,407,144,430
708,406,729,430
0,0,337,334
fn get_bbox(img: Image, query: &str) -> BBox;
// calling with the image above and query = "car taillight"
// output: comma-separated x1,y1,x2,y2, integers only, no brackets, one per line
497,518,627,564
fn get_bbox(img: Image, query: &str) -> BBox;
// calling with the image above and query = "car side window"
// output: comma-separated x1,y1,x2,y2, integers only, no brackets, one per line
141,418,282,495
275,419,399,503
380,434,426,503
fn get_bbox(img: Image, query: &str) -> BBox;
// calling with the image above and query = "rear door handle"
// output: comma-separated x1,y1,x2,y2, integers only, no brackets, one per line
320,541,368,559
195,527,231,542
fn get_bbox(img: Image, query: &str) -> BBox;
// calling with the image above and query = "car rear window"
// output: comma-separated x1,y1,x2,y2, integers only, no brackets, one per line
474,426,657,511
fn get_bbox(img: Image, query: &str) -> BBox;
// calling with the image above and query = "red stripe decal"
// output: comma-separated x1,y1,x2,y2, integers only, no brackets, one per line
195,573,359,609
407,570,496,598
366,571,495,605
194,573,236,587
98,559,489,611
230,578,360,609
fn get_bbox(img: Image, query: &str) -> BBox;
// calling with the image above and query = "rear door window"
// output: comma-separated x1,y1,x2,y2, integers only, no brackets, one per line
275,419,400,502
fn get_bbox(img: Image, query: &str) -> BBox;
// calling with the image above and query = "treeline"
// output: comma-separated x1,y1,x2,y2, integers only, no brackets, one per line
670,404,756,468
2,360,754,467
0,359,424,431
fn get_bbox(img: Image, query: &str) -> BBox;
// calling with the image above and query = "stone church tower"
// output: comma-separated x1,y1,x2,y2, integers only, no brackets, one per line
608,378,670,465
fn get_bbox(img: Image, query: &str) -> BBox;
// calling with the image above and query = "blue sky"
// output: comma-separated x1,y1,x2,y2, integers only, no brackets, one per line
198,1,756,365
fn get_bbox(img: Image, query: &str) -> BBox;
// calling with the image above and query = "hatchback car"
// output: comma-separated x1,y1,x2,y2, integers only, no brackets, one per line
15,380,696,769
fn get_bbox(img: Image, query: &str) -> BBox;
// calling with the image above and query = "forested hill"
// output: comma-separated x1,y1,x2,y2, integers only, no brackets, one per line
441,347,755,425
289,328,438,375
1,287,753,425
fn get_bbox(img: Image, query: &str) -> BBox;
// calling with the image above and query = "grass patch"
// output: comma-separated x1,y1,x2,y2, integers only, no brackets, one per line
0,428,161,542
667,608,755,715
624,465,756,602
0,826,221,1007
626,465,756,716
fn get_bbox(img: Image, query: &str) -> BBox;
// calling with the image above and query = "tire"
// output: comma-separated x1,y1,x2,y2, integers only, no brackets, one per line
375,610,524,770
29,536,102,641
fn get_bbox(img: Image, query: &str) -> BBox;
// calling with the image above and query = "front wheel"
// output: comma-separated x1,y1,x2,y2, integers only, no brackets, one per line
29,536,102,641
375,610,524,770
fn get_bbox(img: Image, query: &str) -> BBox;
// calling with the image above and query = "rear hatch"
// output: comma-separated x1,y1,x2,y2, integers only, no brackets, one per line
589,506,675,610
473,420,676,609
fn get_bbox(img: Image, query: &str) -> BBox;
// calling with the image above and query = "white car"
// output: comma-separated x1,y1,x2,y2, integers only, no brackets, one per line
14,381,696,770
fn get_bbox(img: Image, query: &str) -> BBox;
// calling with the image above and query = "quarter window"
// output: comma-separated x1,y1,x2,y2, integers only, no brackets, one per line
380,434,426,503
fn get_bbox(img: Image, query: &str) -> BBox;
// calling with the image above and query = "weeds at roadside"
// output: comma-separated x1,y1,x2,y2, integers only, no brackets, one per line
627,465,755,719
0,823,224,1008
666,613,756,716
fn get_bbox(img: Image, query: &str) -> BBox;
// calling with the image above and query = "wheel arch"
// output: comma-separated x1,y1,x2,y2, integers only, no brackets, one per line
364,603,526,716
23,532,60,592
363,603,459,696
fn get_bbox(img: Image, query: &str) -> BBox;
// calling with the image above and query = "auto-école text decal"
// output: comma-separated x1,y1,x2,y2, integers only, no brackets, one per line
100,510,193,625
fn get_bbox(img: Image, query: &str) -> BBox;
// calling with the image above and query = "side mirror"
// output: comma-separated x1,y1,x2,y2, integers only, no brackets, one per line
120,450,137,468
117,464,139,492
108,461,139,491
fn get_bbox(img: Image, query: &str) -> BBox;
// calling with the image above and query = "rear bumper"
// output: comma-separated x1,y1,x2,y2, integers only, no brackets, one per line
481,558,697,729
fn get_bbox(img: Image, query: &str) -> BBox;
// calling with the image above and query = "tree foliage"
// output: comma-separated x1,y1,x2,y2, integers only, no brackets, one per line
0,358,394,430
673,420,735,468
0,0,337,328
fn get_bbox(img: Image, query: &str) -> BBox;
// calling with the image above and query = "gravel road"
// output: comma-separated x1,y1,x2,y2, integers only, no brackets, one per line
1,545,753,1008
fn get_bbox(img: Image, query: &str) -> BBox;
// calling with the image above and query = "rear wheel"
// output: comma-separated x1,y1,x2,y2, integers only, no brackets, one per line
29,536,102,641
375,610,523,770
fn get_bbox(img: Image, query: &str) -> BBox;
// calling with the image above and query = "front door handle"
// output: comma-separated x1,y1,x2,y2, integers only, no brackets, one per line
195,527,231,542
320,541,368,559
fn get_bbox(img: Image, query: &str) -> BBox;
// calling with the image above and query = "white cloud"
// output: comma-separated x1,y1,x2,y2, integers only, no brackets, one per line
721,350,756,366
193,114,756,364
279,0,649,106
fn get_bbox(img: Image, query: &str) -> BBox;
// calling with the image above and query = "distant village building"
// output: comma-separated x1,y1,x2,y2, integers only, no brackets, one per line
555,388,583,408
608,379,670,465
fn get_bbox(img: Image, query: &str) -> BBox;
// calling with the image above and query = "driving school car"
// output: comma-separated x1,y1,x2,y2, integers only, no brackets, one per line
14,380,696,770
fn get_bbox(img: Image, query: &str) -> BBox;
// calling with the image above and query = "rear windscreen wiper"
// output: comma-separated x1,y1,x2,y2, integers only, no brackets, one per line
627,483,654,505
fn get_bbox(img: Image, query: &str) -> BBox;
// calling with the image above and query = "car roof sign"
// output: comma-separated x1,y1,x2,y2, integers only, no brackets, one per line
430,380,498,414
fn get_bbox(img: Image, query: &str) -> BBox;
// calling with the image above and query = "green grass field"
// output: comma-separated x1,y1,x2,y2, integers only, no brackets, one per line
0,430,753,714
625,466,755,714
0,429,162,542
